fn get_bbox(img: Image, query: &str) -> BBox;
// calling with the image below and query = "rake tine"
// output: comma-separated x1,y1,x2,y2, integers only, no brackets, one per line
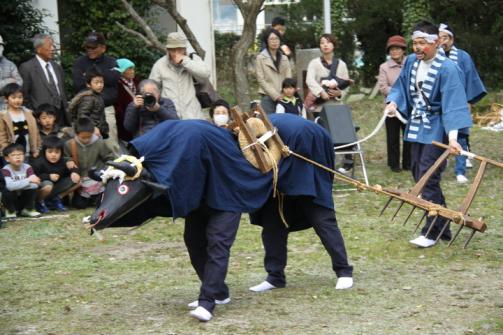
435,220,451,243
448,224,465,247
391,201,405,222
424,215,439,239
402,206,417,226
379,197,393,217
463,229,477,249
413,211,428,235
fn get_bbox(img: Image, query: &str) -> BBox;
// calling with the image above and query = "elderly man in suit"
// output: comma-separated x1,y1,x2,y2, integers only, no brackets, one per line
19,34,70,126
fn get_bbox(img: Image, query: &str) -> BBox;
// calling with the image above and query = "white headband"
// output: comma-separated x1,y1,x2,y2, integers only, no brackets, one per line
439,23,453,37
411,30,438,43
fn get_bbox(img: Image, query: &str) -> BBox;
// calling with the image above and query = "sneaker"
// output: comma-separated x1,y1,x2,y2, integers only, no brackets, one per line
50,197,67,211
187,297,231,309
20,209,41,218
35,201,49,214
5,210,17,219
409,235,436,248
335,277,353,290
249,281,276,292
189,306,212,322
456,175,469,184
465,158,473,168
337,167,350,174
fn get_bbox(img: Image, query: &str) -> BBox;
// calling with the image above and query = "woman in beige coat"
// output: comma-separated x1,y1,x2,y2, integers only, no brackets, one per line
256,28,292,114
305,34,350,110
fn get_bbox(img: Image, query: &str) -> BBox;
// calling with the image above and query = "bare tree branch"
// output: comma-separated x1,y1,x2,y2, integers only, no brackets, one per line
119,0,165,52
152,0,206,59
115,22,165,53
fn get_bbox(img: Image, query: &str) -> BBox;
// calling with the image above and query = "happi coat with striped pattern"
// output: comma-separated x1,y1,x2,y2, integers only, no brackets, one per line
387,52,472,144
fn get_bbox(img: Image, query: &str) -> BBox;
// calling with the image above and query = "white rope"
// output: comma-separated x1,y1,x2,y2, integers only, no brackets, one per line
241,128,278,151
333,109,407,150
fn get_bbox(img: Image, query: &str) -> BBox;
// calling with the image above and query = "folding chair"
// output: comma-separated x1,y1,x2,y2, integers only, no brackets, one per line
316,103,369,185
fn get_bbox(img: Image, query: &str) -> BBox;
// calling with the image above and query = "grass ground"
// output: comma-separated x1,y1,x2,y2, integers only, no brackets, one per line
1,98,502,335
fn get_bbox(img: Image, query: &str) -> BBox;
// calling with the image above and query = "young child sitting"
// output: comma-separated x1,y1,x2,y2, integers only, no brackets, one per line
0,83,41,160
68,66,109,139
32,136,81,213
64,117,114,209
275,78,305,117
35,103,72,142
1,143,41,218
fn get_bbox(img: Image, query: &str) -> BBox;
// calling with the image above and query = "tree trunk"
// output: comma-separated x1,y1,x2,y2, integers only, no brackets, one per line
232,0,264,111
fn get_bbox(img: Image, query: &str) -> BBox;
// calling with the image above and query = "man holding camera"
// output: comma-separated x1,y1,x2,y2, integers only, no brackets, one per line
124,79,178,138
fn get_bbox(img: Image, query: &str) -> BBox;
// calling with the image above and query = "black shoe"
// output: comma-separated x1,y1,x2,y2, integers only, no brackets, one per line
391,167,402,173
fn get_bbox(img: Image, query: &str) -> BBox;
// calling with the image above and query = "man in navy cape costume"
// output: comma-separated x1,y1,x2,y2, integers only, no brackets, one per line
386,21,472,247
114,113,351,319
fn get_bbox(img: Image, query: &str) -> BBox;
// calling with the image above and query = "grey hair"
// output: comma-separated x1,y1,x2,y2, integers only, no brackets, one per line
139,79,160,94
33,33,52,49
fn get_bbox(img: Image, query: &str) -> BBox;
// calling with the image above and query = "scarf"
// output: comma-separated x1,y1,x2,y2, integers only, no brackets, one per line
409,52,447,129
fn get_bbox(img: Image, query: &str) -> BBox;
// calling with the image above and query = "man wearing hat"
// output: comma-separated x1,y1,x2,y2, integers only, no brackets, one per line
0,34,23,109
378,35,411,173
19,34,70,126
438,23,487,184
72,32,121,155
149,32,210,120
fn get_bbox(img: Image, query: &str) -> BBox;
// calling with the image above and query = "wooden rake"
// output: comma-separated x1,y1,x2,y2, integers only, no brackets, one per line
379,141,503,248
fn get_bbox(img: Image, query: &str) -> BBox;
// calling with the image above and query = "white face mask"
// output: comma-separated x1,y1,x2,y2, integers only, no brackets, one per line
0,45,4,58
213,114,229,126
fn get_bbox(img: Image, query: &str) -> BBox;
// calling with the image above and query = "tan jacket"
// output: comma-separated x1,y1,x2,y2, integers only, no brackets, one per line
0,108,41,156
256,49,292,100
378,58,404,98
149,54,210,120
306,57,349,99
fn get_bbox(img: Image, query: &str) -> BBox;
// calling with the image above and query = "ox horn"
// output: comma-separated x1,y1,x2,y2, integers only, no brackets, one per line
106,161,138,177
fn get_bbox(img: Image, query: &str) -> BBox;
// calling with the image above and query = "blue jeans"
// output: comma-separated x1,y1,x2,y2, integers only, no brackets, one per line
454,136,468,176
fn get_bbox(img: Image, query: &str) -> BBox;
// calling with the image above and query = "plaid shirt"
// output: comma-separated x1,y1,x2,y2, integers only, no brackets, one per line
0,56,23,91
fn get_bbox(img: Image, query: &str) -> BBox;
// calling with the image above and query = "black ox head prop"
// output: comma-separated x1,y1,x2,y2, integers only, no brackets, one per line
88,160,169,231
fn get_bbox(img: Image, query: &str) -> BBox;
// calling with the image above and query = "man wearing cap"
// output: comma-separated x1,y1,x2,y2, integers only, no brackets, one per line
149,32,211,120
438,23,487,184
19,34,70,126
0,34,23,109
72,32,120,155
385,21,472,248
378,35,411,173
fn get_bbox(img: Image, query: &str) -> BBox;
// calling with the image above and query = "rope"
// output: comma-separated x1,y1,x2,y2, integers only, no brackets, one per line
333,109,407,150
260,142,288,228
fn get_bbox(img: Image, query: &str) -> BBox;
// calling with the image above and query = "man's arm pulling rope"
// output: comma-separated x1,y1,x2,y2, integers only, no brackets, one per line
333,104,407,150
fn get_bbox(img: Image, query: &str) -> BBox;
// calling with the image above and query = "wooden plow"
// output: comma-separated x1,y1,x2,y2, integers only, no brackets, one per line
378,141,503,248
230,107,502,248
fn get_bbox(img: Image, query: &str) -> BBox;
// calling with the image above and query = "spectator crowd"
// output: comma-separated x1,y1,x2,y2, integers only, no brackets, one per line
0,17,486,221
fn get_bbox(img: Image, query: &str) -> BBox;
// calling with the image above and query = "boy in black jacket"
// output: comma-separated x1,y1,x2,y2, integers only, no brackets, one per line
32,136,81,212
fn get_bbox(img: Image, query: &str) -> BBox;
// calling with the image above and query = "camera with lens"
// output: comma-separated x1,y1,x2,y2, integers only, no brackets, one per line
143,93,157,108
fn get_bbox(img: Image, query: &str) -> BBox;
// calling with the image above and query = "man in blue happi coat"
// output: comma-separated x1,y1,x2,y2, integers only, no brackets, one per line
385,21,472,248
438,23,487,184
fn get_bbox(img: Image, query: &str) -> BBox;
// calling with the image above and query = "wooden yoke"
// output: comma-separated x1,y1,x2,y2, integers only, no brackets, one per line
251,105,289,158
230,106,269,173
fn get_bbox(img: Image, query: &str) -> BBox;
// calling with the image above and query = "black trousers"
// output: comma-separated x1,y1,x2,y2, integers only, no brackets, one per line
184,205,240,313
385,117,411,170
2,188,37,212
259,196,353,288
411,141,451,240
